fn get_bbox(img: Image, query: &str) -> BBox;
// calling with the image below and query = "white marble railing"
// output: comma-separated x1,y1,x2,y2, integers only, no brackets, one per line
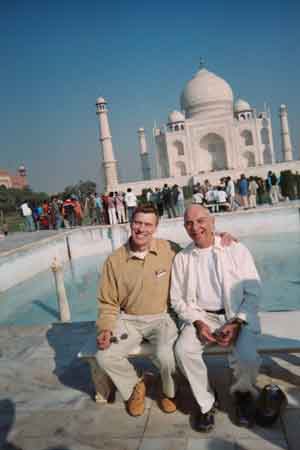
0,205,299,292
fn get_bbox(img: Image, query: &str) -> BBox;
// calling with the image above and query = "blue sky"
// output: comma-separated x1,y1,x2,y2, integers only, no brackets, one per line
1,0,299,192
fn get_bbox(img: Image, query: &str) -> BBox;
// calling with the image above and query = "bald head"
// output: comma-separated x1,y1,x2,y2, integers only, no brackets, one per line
184,204,211,223
184,204,215,248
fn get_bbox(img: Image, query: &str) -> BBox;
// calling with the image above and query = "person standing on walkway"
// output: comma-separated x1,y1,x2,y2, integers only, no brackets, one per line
267,171,279,205
248,177,258,209
20,201,35,232
226,177,236,211
162,184,177,218
124,188,137,223
238,174,249,209
115,192,126,224
175,185,185,216
107,192,118,225
95,193,104,225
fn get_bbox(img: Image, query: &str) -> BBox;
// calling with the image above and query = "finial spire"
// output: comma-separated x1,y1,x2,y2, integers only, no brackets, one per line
199,57,205,69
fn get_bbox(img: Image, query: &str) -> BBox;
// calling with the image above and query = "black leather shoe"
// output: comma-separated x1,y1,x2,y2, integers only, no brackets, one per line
255,384,286,427
194,407,215,432
234,391,256,428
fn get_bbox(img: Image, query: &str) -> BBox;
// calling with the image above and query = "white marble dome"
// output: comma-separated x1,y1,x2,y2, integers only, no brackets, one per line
96,96,107,104
168,110,185,123
180,68,233,117
234,98,251,112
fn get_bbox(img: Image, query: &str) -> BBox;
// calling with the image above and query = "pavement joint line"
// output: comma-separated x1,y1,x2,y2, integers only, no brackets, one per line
137,400,154,450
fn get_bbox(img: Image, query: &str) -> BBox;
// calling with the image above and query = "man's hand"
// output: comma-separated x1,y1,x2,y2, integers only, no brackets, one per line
96,330,112,350
214,323,241,347
194,320,217,345
218,232,238,246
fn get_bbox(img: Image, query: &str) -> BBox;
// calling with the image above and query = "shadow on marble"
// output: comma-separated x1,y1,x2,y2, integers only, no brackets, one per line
45,323,96,399
261,353,300,386
0,398,22,450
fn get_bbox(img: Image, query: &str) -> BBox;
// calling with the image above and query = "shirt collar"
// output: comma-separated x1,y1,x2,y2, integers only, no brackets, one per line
191,235,223,255
125,238,158,261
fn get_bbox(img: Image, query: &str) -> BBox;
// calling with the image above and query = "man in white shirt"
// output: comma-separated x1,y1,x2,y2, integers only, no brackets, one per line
226,176,235,210
20,201,35,232
171,205,261,431
124,188,138,222
192,190,204,205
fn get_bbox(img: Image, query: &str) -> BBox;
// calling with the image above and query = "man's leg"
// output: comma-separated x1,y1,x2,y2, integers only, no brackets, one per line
229,326,261,426
95,319,142,402
175,324,215,414
229,326,261,396
145,316,178,401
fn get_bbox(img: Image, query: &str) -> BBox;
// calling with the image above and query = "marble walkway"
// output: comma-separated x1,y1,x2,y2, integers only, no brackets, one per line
1,322,300,450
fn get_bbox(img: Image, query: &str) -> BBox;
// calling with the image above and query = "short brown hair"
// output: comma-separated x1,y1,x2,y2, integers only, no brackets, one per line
131,203,159,224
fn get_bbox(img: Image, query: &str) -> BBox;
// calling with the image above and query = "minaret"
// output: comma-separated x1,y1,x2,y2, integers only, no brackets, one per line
279,104,293,161
96,97,119,191
138,128,151,180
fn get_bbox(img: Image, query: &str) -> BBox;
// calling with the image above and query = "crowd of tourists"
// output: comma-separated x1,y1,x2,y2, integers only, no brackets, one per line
11,170,292,233
16,185,185,232
191,170,284,213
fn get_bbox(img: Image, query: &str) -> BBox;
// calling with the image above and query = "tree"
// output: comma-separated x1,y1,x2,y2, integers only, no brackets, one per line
60,179,97,201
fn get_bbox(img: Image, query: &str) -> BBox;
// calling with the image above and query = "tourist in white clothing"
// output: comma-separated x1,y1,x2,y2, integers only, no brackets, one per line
226,176,235,210
124,188,137,222
171,205,261,431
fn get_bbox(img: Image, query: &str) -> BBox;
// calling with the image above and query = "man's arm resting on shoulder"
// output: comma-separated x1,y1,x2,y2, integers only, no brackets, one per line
216,231,238,246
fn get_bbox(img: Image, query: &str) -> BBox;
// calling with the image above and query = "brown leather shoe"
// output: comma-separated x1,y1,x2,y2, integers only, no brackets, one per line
159,396,177,413
126,380,146,417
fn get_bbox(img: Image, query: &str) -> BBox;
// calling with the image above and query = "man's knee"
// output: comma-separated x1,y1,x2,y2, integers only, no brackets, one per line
96,349,115,371
156,345,176,370
174,339,185,362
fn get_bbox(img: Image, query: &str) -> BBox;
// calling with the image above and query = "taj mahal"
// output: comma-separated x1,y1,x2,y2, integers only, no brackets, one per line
96,64,300,193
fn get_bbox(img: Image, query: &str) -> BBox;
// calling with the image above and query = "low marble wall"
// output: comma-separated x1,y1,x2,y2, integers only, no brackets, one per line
0,227,117,292
1,205,299,292
155,204,300,242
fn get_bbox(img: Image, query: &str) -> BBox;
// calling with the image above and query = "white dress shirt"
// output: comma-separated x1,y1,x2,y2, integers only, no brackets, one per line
194,246,224,311
170,236,261,332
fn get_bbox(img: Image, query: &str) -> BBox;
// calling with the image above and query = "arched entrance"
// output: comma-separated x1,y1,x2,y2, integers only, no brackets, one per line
199,133,227,171
175,161,187,176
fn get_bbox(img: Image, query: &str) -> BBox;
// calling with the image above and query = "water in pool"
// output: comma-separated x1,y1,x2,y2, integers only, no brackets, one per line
0,231,299,326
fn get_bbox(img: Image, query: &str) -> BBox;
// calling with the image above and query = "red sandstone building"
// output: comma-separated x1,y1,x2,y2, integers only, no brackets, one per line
0,165,28,189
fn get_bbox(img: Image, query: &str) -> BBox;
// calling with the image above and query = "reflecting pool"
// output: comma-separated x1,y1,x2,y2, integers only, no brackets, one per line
1,230,299,326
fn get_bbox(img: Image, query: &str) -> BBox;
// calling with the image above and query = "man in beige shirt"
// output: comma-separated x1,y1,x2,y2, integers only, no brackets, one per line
96,204,180,416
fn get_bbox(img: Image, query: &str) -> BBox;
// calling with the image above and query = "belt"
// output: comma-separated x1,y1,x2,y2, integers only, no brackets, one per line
205,309,225,315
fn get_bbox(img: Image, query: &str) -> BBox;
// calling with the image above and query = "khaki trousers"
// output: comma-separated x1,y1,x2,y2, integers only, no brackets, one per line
96,314,178,401
175,313,261,413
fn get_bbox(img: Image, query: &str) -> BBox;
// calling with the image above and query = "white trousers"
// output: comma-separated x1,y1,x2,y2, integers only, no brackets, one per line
175,314,261,413
248,194,257,208
96,315,178,401
116,206,126,223
108,207,117,225
270,186,279,204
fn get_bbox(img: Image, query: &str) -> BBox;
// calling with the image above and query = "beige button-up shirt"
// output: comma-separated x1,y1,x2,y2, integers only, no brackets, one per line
96,238,181,333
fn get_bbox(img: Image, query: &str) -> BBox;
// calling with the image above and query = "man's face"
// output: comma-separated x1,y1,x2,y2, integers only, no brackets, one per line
184,205,215,248
130,212,158,250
